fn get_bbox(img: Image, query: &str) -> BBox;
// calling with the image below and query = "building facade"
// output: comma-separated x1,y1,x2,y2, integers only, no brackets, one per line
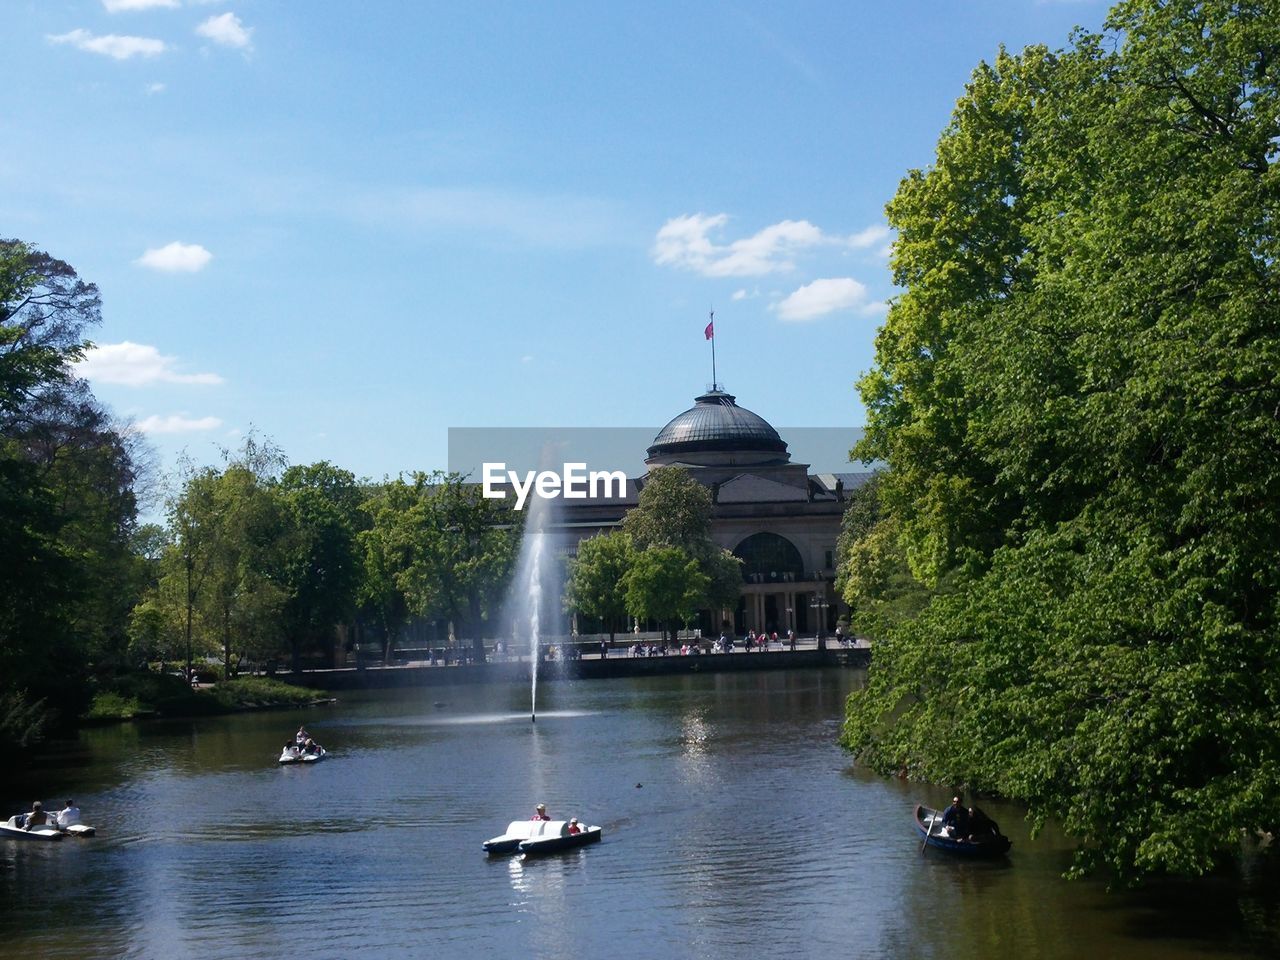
557,387,871,637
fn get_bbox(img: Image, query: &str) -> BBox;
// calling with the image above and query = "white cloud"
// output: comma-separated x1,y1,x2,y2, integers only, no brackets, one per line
103,0,179,11
521,355,534,364
137,414,223,434
146,82,166,95
76,342,224,386
652,214,827,277
48,29,166,59
196,12,253,50
136,241,213,272
774,278,871,322
731,288,760,301
847,225,891,249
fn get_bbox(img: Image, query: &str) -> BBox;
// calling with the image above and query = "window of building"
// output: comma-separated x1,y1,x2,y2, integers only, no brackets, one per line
733,532,805,582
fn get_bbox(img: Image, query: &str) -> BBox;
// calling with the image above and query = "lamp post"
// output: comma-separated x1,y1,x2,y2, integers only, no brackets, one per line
809,597,830,649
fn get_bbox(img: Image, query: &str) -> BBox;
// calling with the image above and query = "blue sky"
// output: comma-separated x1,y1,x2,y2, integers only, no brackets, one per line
4,0,1108,482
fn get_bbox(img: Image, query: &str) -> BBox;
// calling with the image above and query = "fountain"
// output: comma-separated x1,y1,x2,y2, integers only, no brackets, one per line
508,476,561,722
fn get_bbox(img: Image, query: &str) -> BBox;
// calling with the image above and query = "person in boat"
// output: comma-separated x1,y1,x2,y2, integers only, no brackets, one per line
302,738,321,755
295,726,310,744
531,803,551,821
22,801,49,831
567,818,581,835
56,800,80,830
966,806,1001,840
941,797,970,838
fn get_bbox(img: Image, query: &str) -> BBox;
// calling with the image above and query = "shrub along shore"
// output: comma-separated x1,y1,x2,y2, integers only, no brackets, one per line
83,673,329,722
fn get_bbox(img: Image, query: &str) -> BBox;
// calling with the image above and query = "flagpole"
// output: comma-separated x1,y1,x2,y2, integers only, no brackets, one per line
710,309,717,390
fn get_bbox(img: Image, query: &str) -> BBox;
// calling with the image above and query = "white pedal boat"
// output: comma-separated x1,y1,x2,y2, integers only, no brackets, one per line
0,815,94,841
279,746,326,764
483,819,602,856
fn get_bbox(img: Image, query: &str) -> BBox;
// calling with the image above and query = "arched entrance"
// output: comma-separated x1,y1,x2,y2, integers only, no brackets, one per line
732,532,804,582
732,532,805,635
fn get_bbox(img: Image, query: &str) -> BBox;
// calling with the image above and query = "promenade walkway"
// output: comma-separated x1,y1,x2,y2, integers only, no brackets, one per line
282,637,871,691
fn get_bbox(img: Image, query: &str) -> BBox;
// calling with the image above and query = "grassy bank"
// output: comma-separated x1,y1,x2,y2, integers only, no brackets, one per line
84,674,326,722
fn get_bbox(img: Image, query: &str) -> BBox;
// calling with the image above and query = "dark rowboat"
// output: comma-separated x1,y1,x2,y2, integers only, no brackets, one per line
915,804,1011,858
484,819,602,856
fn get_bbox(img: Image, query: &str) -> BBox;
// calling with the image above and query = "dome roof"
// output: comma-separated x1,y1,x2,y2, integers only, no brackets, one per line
647,390,788,461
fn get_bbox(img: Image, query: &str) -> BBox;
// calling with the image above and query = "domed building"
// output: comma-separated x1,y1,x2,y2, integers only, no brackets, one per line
561,386,872,638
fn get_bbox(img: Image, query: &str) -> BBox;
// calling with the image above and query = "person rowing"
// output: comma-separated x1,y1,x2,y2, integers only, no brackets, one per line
940,796,970,838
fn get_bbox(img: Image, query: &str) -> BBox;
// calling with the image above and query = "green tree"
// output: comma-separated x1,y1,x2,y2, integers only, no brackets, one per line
701,548,744,629
623,466,741,632
393,472,521,655
204,457,287,677
564,531,636,641
1,240,143,749
0,239,98,419
842,0,1280,884
834,475,934,635
622,546,708,642
163,461,220,680
276,462,362,673
622,467,712,552
357,477,420,664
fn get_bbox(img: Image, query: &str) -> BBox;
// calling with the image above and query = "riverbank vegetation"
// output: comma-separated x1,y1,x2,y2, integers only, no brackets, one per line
838,0,1280,884
84,675,323,721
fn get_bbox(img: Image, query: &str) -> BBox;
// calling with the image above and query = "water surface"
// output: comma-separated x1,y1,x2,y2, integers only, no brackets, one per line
2,670,1274,959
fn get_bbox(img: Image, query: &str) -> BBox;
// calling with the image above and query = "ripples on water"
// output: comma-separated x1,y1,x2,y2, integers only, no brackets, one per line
1,671,1276,960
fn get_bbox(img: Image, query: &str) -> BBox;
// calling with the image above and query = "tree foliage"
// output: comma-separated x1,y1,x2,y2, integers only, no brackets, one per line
275,462,363,672
615,466,741,632
357,478,420,663
621,546,708,637
0,240,146,752
564,531,635,641
388,472,521,643
842,0,1280,884
623,466,713,553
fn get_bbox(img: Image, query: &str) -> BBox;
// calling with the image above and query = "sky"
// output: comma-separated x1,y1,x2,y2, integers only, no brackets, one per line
4,0,1110,483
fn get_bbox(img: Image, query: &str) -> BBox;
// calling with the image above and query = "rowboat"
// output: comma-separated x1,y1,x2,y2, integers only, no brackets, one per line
915,804,1011,857
483,819,602,856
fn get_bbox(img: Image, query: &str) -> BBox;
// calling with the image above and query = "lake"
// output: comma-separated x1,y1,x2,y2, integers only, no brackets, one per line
1,669,1274,959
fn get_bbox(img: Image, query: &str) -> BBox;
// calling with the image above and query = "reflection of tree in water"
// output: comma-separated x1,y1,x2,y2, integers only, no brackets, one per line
895,825,1280,959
